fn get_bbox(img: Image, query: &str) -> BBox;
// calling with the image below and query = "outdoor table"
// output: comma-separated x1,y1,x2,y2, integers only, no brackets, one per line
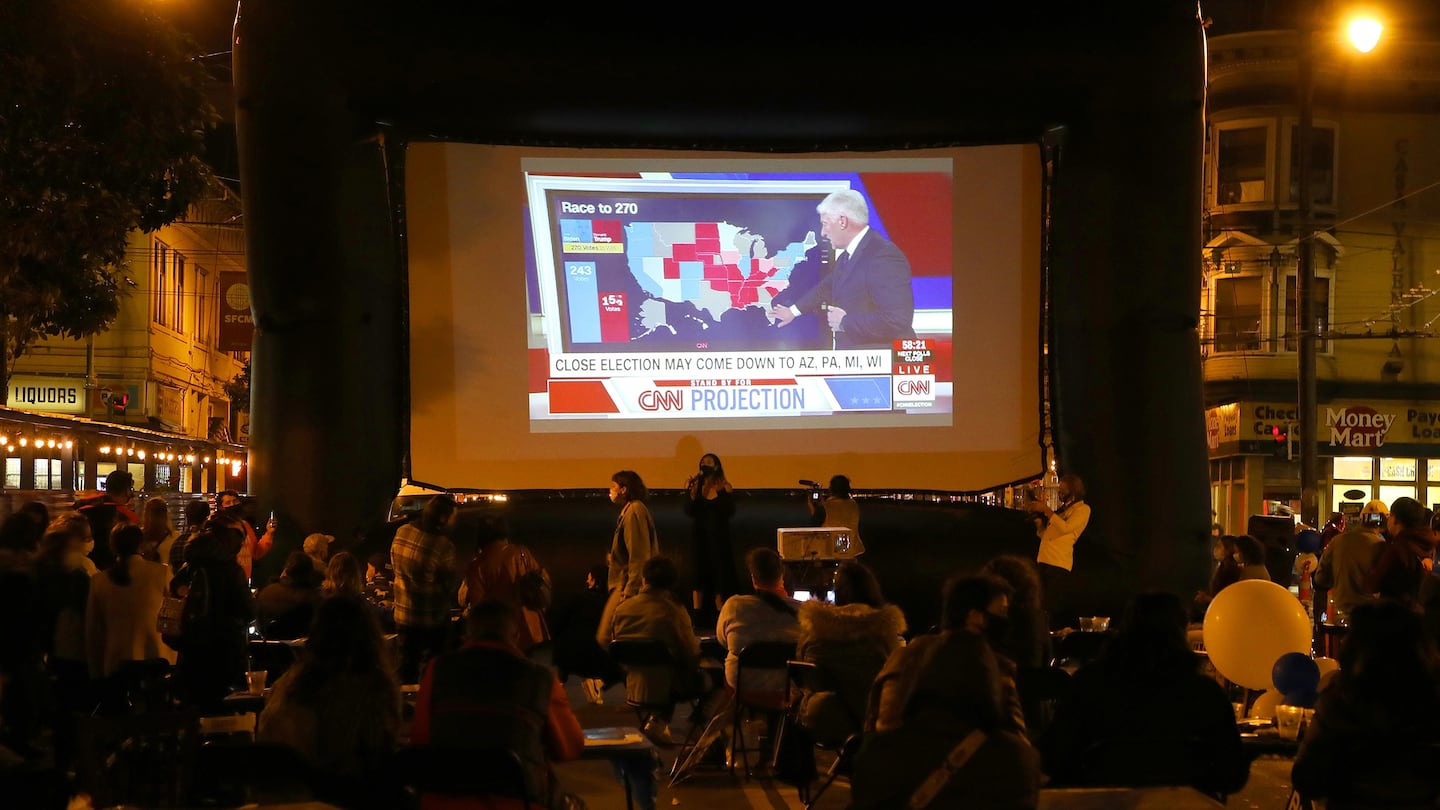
582,726,656,810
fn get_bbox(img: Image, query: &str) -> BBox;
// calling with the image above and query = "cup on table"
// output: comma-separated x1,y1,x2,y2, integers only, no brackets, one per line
246,670,268,695
1232,702,1246,721
1091,616,1110,632
1276,705,1304,740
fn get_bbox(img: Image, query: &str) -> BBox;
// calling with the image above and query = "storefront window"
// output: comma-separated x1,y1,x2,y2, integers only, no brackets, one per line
1379,485,1417,509
1429,459,1440,482
1380,458,1417,481
4,458,18,489
95,461,117,484
1333,457,1374,480
34,458,60,490
1427,487,1440,513
1332,485,1372,515
155,464,172,489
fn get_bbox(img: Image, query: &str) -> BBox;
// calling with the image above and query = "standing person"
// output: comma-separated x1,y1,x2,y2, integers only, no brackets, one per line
170,500,211,571
685,453,737,622
1365,496,1438,606
0,512,42,756
770,188,915,349
1031,473,1090,629
391,494,460,683
1195,535,1243,616
807,474,865,555
33,515,94,767
77,469,139,571
85,525,176,708
1292,598,1440,807
139,496,179,565
458,514,552,653
171,520,255,712
1234,534,1272,581
217,489,276,584
597,471,659,647
1314,499,1387,622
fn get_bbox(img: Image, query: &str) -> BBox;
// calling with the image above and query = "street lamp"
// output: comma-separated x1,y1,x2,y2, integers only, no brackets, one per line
1297,6,1382,526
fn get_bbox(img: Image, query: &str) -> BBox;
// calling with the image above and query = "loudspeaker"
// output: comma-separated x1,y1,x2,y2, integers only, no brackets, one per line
1247,515,1297,585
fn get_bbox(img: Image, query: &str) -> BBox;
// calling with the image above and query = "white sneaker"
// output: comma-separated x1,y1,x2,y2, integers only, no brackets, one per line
581,678,605,705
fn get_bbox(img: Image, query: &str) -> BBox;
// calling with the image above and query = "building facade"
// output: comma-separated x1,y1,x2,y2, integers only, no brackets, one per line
1202,24,1440,531
2,178,252,497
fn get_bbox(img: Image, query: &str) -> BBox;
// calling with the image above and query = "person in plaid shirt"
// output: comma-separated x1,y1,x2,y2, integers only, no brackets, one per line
391,494,459,683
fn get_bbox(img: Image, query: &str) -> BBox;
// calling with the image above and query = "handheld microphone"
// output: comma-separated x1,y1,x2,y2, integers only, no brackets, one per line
799,479,820,488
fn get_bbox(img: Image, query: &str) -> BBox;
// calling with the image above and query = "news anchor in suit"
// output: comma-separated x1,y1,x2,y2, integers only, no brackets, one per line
771,188,915,349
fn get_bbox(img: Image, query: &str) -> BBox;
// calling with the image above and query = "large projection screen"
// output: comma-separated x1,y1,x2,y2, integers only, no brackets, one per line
406,143,1041,492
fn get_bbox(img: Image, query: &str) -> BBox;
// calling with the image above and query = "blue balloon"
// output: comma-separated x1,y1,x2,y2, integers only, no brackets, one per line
1296,529,1322,554
1283,689,1318,708
1273,652,1321,696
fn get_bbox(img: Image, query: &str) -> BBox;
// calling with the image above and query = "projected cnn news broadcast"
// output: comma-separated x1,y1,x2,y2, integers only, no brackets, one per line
525,168,952,431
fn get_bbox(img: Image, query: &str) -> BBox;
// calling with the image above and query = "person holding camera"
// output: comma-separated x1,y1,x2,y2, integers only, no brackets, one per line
1031,473,1089,629
1314,499,1387,622
808,474,866,555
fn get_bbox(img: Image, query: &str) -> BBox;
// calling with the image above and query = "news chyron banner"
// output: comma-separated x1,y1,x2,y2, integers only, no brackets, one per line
523,167,952,428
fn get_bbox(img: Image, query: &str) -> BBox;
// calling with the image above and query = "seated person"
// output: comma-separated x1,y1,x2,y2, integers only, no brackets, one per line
257,594,402,808
849,574,1039,810
410,598,584,810
795,561,906,747
608,555,704,740
549,563,624,703
1038,590,1249,800
255,552,324,639
716,547,801,703
1292,598,1440,807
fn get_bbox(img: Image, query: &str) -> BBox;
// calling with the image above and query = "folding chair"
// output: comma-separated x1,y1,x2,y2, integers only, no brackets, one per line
783,659,861,807
608,637,706,750
730,640,796,780
75,711,198,809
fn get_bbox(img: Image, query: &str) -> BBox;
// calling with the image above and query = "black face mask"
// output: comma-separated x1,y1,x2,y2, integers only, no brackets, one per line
984,613,1011,648
700,465,717,476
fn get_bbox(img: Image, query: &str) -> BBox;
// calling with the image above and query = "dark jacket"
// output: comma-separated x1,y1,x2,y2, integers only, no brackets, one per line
1038,652,1249,798
1364,527,1437,604
255,578,323,639
171,539,254,709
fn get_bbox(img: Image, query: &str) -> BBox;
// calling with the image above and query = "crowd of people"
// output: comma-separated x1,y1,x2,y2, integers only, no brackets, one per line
8,461,1440,809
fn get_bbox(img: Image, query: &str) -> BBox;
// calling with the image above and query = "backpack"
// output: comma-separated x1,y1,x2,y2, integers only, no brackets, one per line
514,551,553,612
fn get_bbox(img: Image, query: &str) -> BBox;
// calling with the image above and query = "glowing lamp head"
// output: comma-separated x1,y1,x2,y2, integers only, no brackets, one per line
1347,17,1383,53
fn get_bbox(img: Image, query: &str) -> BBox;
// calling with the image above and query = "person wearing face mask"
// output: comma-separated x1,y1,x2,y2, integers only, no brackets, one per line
597,470,659,648
685,453,738,622
1038,590,1249,800
1193,534,1242,618
850,573,1038,810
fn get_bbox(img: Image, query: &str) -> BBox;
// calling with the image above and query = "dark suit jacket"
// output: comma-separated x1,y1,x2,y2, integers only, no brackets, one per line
796,229,915,349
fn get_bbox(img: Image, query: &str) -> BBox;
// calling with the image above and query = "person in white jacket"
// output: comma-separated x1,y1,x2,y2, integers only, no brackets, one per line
1031,474,1090,629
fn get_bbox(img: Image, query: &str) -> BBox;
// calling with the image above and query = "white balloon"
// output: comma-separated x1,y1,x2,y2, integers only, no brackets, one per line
1314,656,1340,677
1203,579,1313,690
1249,687,1283,720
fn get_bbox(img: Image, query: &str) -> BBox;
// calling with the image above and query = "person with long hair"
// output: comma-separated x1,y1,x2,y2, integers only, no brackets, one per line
391,494,460,683
139,496,179,565
258,594,402,808
1038,590,1248,799
85,524,176,703
980,554,1051,671
597,470,658,647
1292,598,1440,806
256,551,324,639
1195,534,1242,615
1030,473,1090,629
322,551,365,599
685,452,738,621
794,561,906,747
